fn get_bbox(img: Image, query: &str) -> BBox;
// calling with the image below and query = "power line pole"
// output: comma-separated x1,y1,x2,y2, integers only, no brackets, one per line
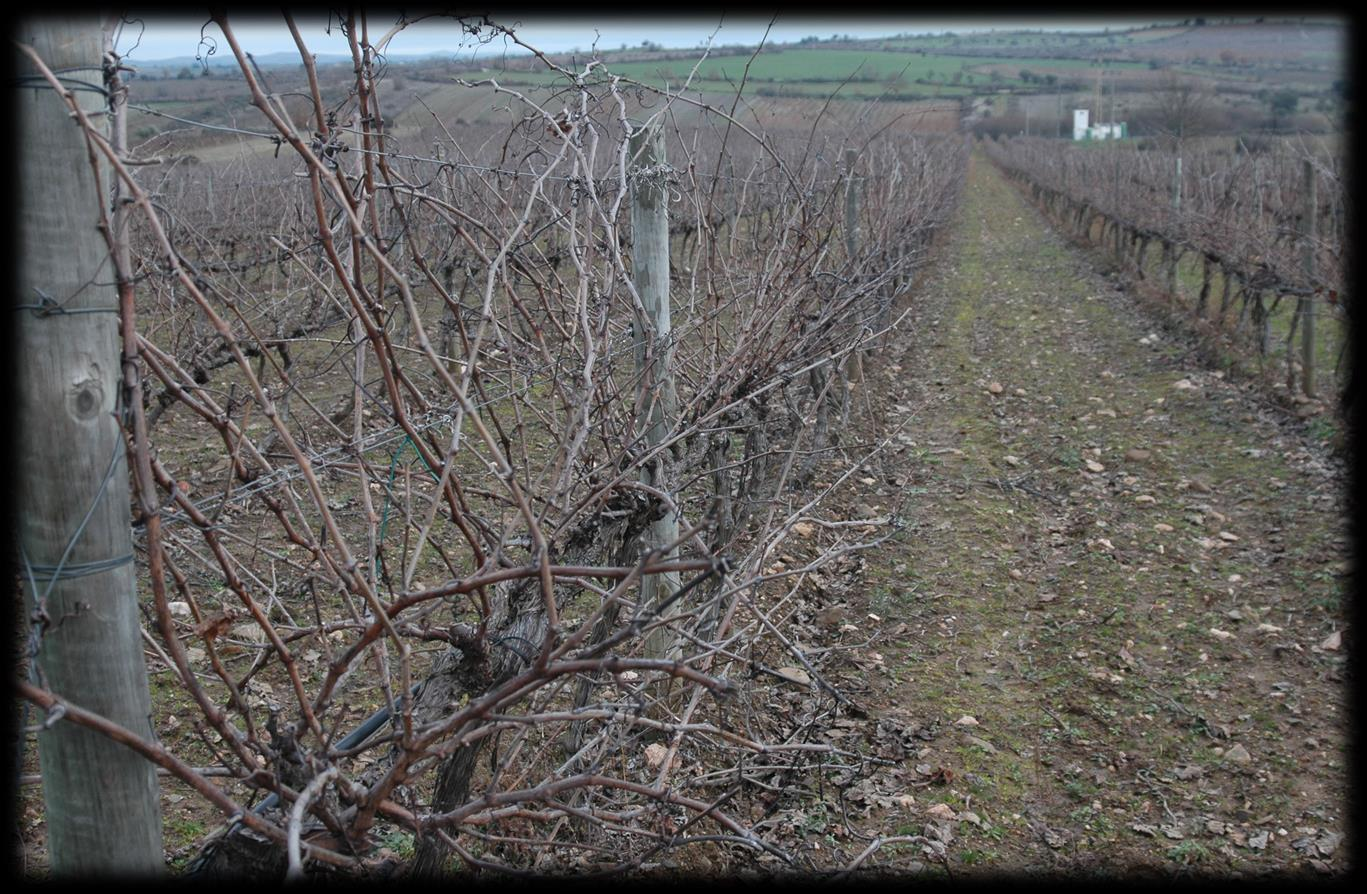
15,17,164,875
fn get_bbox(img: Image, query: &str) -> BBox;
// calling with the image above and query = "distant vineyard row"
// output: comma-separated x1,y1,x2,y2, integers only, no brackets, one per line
985,136,1348,402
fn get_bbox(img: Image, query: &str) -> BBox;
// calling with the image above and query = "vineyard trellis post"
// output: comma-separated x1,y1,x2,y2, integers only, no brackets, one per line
1173,155,1183,215
1166,156,1182,297
15,17,164,874
629,121,681,659
845,146,865,383
1111,148,1121,258
1299,158,1317,398
845,147,860,261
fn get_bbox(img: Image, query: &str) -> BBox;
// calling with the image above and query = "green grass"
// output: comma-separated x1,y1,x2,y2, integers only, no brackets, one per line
1134,237,1347,397
476,48,1145,98
883,27,1181,50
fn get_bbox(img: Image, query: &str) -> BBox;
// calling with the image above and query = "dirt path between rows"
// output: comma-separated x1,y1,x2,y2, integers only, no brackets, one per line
819,152,1349,877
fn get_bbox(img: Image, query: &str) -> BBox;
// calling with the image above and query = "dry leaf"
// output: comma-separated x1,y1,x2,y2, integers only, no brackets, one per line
775,666,811,686
644,743,669,769
194,612,234,642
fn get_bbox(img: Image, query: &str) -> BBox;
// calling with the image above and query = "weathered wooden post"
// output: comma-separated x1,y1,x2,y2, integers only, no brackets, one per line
16,17,164,874
1166,156,1182,297
844,147,866,383
629,121,680,659
845,147,860,262
1112,149,1121,256
1299,158,1317,398
1173,155,1183,215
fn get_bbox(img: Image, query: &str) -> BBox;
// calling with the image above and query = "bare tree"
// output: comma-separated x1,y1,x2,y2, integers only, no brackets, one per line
1151,73,1213,150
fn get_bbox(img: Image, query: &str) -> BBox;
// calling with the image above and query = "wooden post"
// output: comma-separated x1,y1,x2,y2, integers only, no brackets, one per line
844,147,865,383
1112,148,1120,224
16,18,164,874
1166,156,1182,297
844,147,859,262
1299,158,1317,398
1173,156,1183,215
629,122,680,660
882,157,902,333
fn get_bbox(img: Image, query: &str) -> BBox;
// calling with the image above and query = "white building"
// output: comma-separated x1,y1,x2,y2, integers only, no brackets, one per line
1072,109,1127,141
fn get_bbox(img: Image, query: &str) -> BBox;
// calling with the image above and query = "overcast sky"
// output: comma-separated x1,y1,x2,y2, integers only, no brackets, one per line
113,14,1165,62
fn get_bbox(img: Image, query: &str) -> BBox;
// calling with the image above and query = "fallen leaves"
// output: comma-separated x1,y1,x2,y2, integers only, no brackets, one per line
193,611,235,641
643,743,670,769
924,803,957,821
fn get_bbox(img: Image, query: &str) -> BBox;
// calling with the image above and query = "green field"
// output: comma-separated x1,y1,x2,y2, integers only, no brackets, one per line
469,48,1147,99
881,27,1179,50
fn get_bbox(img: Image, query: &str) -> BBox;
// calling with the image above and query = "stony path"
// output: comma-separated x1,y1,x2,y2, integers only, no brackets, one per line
842,153,1348,876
